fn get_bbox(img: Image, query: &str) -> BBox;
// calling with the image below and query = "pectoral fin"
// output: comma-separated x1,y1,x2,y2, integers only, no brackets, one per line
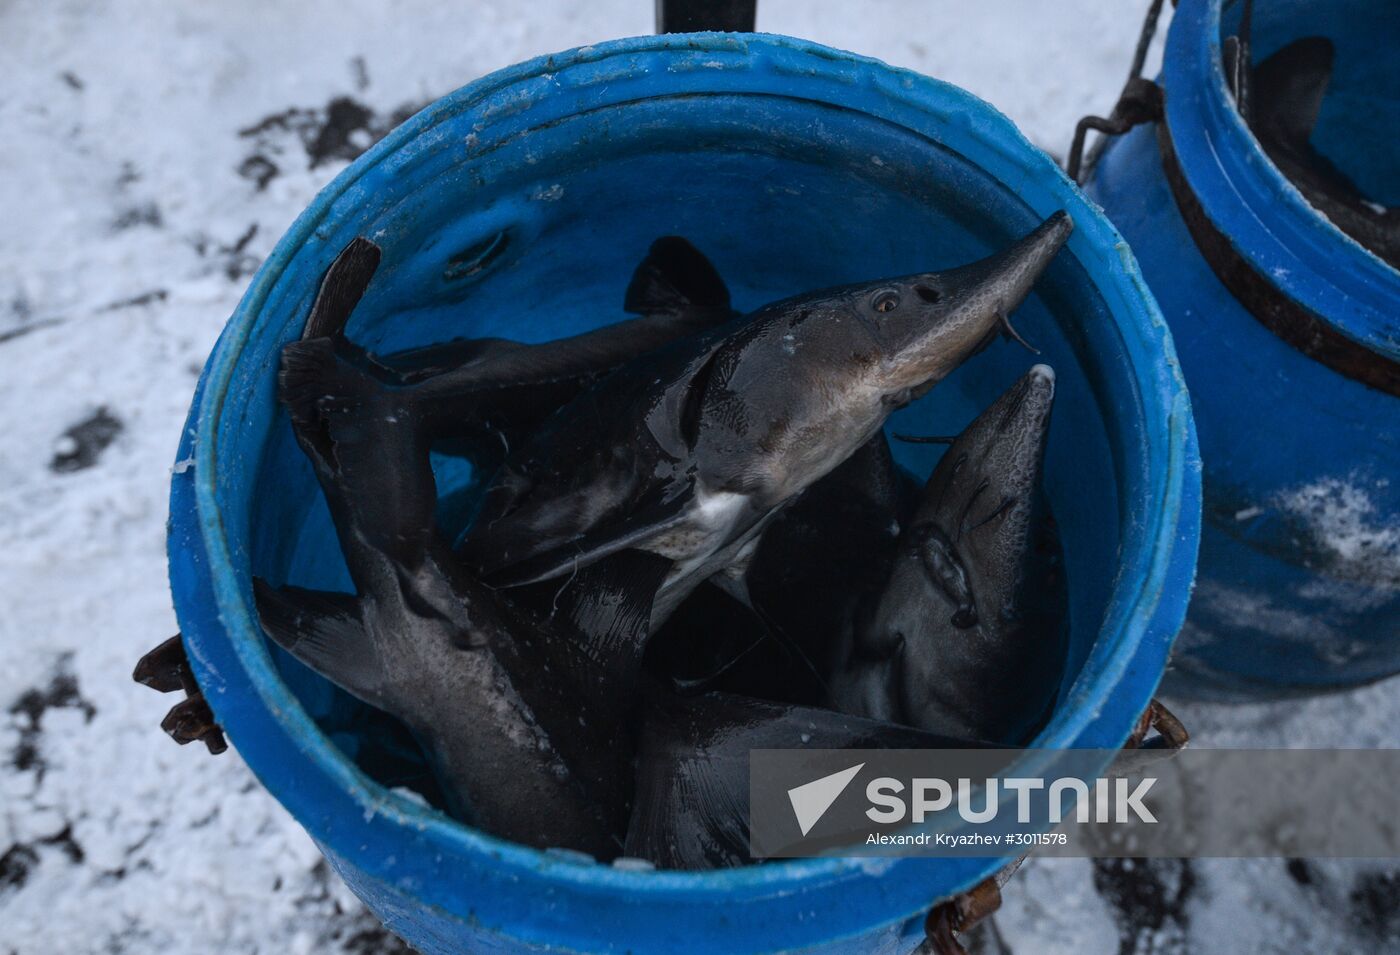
253,578,384,702
483,491,693,588
549,549,676,680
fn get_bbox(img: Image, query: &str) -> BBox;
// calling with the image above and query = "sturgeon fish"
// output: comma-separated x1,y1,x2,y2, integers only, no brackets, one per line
831,365,1067,743
461,213,1076,644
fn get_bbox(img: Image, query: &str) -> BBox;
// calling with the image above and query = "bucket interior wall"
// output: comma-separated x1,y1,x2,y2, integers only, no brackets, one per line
241,94,1134,786
1223,0,1400,205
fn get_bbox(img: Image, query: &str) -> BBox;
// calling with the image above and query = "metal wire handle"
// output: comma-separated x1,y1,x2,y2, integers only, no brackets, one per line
916,862,1018,955
656,0,756,33
1066,0,1170,184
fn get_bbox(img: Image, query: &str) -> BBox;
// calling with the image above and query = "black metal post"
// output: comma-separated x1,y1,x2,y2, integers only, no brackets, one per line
656,0,756,34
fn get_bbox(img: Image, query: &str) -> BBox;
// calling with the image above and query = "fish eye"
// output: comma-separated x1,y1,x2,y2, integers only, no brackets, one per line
872,291,900,313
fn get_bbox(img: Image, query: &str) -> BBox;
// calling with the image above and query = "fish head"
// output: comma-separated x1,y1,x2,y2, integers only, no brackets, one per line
870,367,1063,743
909,364,1056,627
685,213,1069,510
861,212,1072,404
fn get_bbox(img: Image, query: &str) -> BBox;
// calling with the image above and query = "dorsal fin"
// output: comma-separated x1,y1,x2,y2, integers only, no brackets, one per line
624,237,731,315
1253,36,1334,146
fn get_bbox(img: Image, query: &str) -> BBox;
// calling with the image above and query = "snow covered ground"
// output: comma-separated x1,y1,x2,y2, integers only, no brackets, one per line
2,1,1398,952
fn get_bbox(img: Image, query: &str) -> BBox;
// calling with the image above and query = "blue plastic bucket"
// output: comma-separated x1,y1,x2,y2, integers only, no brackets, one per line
167,33,1199,954
1087,0,1400,699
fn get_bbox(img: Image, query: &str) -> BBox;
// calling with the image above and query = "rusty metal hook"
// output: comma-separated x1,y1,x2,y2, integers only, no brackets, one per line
1125,698,1190,751
912,698,1189,954
919,876,1003,955
1066,0,1169,183
133,634,228,755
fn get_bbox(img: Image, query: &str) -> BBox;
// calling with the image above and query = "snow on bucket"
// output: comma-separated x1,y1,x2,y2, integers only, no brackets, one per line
1086,0,1400,700
165,33,1199,954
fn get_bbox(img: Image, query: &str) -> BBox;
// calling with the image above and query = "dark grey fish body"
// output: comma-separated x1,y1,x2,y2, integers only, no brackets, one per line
329,235,738,470
624,689,986,870
461,213,1076,637
1250,37,1400,270
840,365,1066,744
657,432,912,706
252,242,684,855
256,545,624,853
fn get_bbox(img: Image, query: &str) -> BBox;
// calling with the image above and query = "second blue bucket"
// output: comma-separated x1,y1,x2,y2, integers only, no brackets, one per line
1088,0,1400,699
168,33,1199,954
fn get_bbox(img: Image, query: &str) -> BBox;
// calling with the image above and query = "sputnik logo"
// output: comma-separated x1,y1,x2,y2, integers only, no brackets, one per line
787,763,864,836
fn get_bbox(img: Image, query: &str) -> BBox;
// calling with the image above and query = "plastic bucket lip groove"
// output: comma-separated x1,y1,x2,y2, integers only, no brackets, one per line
1163,0,1400,364
172,31,1197,948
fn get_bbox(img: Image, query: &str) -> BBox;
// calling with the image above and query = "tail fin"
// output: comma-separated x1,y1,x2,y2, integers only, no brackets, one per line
278,338,341,428
304,237,381,341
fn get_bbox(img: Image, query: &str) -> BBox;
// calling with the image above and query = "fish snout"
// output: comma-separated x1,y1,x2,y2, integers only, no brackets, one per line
968,364,1057,484
883,212,1073,394
973,210,1074,319
998,363,1056,435
941,211,1073,351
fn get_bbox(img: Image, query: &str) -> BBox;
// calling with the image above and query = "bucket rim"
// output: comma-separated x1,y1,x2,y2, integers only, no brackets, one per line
171,29,1197,944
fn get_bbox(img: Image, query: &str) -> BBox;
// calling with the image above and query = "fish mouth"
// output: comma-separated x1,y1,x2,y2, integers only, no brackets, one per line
956,212,1074,363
